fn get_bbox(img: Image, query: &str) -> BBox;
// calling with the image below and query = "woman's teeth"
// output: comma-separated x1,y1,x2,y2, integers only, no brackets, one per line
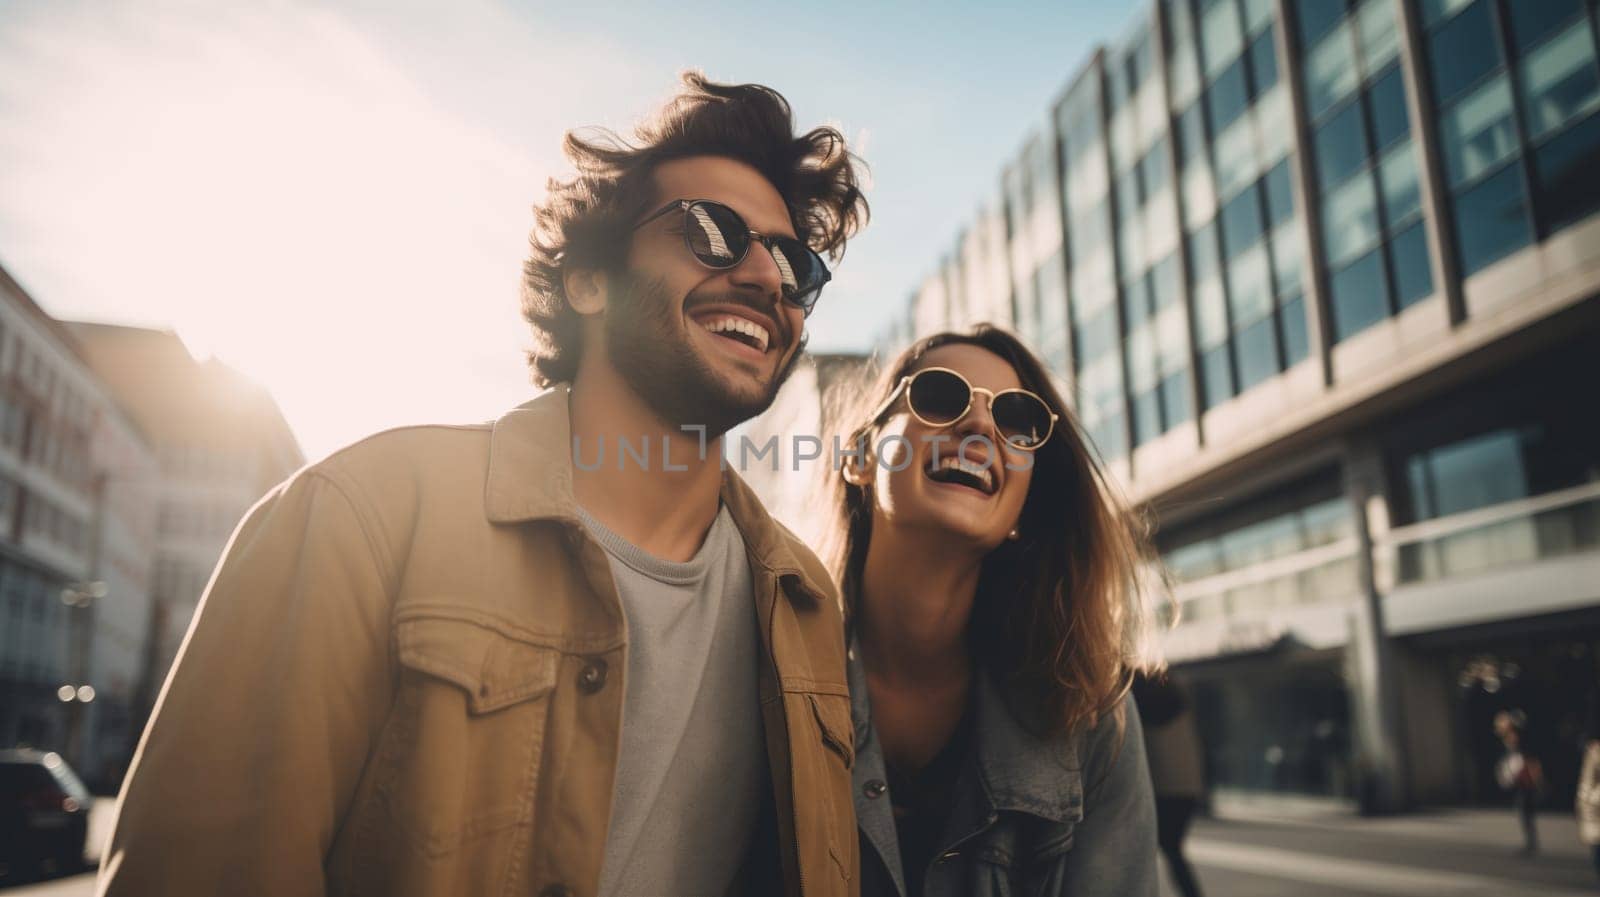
699,315,770,352
931,455,995,492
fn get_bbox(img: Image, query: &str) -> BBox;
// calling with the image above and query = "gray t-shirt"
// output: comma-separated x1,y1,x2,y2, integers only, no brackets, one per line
577,503,765,897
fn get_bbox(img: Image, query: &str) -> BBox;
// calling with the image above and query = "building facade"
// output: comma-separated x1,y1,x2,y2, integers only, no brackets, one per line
0,266,160,788
78,392,161,788
885,0,1600,813
67,323,305,738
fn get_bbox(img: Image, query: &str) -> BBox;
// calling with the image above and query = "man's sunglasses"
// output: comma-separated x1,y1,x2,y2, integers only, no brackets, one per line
633,199,832,316
868,366,1059,451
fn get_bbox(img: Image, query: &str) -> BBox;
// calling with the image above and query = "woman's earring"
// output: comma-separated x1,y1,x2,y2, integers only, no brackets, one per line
1007,527,1021,541
842,454,872,488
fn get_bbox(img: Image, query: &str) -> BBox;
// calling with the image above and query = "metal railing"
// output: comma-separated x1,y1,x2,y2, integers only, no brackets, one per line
1374,480,1600,589
1169,537,1362,624
1161,481,1600,632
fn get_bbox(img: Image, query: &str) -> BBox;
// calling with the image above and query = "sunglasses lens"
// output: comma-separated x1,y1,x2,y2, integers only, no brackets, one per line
683,201,750,268
769,238,830,314
907,369,971,425
992,392,1054,449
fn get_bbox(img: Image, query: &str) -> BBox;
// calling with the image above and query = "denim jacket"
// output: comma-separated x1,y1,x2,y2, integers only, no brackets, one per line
849,645,1157,897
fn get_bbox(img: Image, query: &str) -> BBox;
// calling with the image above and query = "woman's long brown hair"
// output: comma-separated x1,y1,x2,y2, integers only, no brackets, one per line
820,324,1160,738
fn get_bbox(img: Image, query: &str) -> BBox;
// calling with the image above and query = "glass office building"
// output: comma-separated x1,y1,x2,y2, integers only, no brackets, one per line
892,0,1600,811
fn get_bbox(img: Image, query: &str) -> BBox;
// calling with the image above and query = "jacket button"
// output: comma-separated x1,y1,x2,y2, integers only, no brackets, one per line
863,779,887,799
539,887,573,897
577,658,608,694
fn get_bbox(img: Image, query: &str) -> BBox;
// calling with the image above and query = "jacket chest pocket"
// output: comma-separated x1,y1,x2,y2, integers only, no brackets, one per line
373,613,561,857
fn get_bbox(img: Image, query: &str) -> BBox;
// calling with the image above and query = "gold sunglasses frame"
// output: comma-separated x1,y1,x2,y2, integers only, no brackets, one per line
866,366,1060,451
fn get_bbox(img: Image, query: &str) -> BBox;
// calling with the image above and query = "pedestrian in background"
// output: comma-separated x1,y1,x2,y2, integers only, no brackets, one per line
1133,671,1207,897
824,326,1160,896
1577,688,1600,882
1577,736,1600,881
1494,709,1544,856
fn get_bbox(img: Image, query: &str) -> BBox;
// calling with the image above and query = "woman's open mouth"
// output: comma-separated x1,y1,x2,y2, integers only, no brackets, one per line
924,454,998,496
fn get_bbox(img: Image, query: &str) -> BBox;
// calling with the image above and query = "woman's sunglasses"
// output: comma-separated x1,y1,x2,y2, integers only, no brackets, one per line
868,366,1059,451
633,199,832,316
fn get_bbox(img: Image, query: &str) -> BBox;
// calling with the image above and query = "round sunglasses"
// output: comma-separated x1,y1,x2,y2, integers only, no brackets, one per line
868,366,1059,451
633,199,832,315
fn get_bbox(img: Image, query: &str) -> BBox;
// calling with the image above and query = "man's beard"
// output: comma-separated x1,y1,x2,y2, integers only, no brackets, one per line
604,272,804,438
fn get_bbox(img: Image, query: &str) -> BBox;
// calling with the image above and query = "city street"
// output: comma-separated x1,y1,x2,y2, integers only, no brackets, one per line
1,876,93,897
3,0,1600,895
1167,810,1597,897
4,800,1595,896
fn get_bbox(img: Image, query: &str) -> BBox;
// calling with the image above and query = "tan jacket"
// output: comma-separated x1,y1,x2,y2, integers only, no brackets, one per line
100,387,858,897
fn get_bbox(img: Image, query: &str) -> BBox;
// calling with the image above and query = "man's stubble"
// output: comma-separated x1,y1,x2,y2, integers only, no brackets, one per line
603,272,804,439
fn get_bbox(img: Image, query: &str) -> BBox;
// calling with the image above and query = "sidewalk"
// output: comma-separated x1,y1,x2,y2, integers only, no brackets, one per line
10,801,1598,896
1,875,95,897
1173,808,1597,897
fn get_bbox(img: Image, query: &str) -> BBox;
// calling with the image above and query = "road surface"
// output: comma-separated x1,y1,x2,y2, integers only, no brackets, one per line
3,802,1593,896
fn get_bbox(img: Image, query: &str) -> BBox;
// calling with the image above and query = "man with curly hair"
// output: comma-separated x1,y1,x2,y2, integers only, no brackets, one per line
102,73,869,897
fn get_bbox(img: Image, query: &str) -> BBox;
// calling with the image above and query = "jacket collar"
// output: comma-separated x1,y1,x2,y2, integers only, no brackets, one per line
484,386,581,526
848,641,1082,826
970,667,1082,824
485,385,825,603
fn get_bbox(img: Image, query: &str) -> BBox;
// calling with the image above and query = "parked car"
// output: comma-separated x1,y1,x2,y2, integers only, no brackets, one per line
0,749,91,881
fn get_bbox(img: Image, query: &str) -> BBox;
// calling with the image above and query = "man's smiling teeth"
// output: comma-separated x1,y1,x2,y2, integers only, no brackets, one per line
933,455,995,491
699,315,770,352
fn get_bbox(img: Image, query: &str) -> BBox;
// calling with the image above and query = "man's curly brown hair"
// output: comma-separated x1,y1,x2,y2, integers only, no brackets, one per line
521,72,870,387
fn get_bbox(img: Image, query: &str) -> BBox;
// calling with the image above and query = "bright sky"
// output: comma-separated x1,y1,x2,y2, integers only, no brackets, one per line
0,0,1122,461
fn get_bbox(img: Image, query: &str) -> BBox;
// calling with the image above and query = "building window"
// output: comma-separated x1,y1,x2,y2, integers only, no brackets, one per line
1378,142,1423,226
1264,159,1296,223
1329,246,1392,340
1189,221,1232,409
1234,314,1280,390
1199,343,1234,408
1221,187,1267,254
1388,222,1435,309
1124,249,1192,448
1171,0,1303,411
1440,75,1519,186
1322,169,1381,267
1271,215,1305,295
1294,0,1346,49
1304,18,1360,118
1516,18,1600,139
1208,58,1252,132
1299,0,1436,340
1424,0,1600,277
1505,0,1589,49
1158,469,1355,622
1452,163,1534,272
1035,250,1069,373
1429,0,1505,104
1201,0,1247,79
1280,295,1311,364
1057,64,1132,464
1315,101,1370,188
1388,330,1600,528
1534,107,1600,230
1368,67,1412,151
